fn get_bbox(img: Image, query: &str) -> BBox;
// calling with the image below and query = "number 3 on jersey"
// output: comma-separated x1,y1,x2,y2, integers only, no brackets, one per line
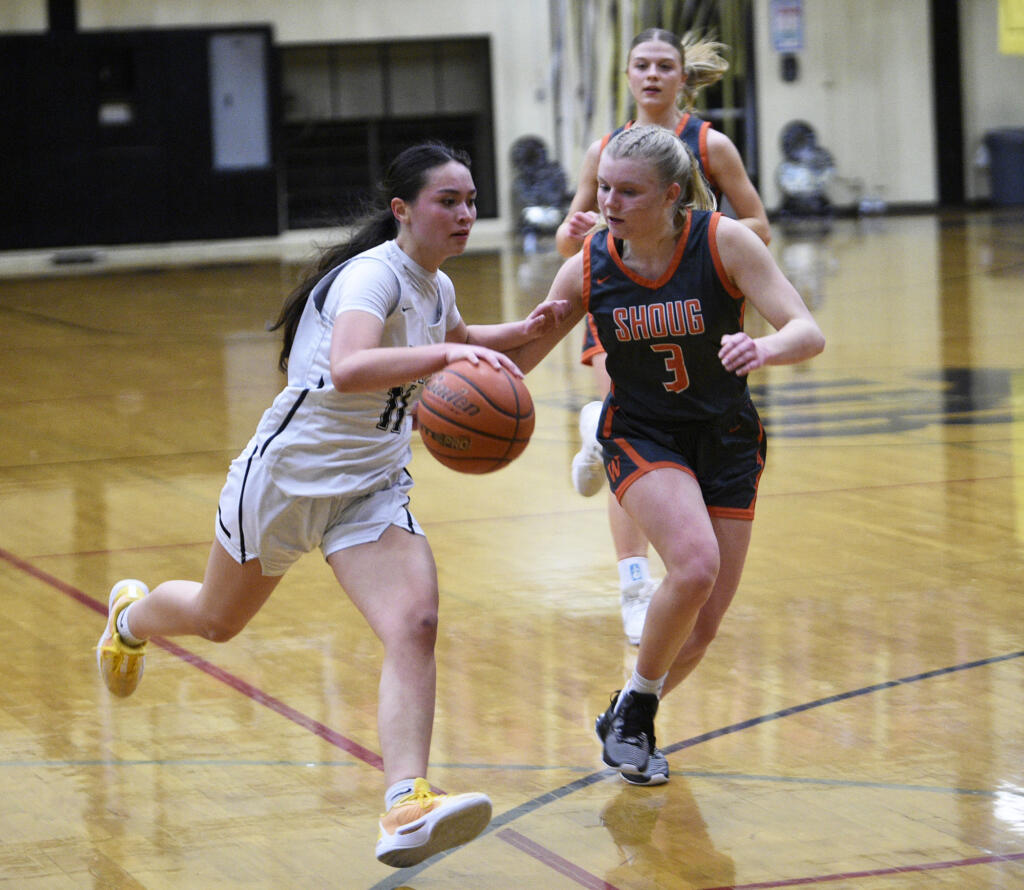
650,343,690,393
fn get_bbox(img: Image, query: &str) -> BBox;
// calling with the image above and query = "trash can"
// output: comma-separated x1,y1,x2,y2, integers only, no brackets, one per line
984,128,1024,205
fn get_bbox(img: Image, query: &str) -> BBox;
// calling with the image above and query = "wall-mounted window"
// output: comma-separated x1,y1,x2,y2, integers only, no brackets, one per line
280,37,495,229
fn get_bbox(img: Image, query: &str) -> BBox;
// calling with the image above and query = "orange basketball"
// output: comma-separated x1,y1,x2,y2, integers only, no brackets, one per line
417,359,534,474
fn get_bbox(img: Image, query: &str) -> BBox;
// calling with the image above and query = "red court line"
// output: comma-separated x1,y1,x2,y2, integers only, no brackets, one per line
497,829,619,890
0,545,383,771
699,850,1024,889
499,824,1024,890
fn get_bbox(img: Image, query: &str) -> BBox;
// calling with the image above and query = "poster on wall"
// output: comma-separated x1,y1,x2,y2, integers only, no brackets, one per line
770,0,804,53
999,0,1024,54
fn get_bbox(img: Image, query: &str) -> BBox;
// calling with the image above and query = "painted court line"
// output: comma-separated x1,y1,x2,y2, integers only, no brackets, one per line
373,649,1024,888
0,546,383,770
698,851,1024,889
8,545,1023,889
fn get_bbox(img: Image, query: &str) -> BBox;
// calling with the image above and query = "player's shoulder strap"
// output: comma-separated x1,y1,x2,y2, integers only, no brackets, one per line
599,121,633,156
704,211,744,301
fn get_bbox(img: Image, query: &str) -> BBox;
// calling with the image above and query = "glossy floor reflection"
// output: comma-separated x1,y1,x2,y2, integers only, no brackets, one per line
0,209,1022,888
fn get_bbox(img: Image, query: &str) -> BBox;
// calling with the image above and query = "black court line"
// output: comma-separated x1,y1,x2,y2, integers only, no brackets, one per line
663,648,1024,755
368,648,1024,889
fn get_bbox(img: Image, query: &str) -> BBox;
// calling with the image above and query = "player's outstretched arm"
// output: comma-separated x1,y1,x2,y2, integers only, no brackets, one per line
462,300,573,353
503,253,587,373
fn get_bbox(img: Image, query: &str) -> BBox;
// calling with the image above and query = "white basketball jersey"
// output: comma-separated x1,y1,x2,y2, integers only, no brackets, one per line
249,240,462,497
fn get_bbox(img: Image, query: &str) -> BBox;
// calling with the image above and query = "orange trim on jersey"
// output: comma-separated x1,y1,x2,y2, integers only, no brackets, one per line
580,312,603,366
611,430,693,502
708,505,755,520
697,120,716,191
599,121,632,164
708,213,745,303
581,230,594,313
608,117,688,143
607,211,692,289
601,401,618,439
580,230,600,366
613,449,696,503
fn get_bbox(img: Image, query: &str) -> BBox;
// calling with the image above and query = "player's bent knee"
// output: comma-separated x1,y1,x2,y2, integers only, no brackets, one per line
407,609,439,648
378,606,438,652
664,555,719,602
198,613,250,643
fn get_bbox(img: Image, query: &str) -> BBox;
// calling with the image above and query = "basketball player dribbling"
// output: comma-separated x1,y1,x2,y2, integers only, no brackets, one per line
96,142,569,868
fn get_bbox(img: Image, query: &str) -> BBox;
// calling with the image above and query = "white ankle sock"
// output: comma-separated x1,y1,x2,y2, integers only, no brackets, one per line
115,604,145,646
385,778,418,810
616,669,666,711
618,557,650,590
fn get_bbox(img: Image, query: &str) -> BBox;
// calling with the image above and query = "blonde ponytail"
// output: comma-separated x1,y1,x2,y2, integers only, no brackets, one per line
679,32,729,110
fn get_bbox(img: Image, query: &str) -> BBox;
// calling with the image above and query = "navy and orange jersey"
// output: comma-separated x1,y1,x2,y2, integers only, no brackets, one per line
581,113,719,367
600,114,719,197
582,209,747,424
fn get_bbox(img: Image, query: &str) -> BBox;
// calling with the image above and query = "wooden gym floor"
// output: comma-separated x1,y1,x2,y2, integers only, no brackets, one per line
0,209,1022,889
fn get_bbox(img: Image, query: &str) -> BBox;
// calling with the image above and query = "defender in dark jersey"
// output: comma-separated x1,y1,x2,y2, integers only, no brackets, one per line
555,28,771,648
584,210,766,519
508,125,824,784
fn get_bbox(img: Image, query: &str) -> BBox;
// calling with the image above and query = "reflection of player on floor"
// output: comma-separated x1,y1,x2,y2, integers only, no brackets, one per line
556,29,771,646
508,125,824,784
95,142,569,868
601,780,736,888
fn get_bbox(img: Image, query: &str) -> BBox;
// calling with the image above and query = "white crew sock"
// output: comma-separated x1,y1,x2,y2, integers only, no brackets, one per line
385,778,419,811
615,669,666,712
618,557,650,590
115,604,145,647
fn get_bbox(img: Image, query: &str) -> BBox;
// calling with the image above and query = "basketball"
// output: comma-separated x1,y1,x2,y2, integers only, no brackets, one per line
417,359,534,474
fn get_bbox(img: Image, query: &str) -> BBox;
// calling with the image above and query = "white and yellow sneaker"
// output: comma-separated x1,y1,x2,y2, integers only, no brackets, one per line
375,777,492,868
96,579,149,697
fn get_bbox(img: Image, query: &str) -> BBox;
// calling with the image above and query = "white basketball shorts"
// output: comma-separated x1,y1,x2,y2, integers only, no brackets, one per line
214,445,423,576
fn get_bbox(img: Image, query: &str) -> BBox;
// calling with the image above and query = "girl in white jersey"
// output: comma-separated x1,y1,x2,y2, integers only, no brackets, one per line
96,143,567,869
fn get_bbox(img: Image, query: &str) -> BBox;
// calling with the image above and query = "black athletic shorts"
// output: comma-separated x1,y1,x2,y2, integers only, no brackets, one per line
598,397,766,520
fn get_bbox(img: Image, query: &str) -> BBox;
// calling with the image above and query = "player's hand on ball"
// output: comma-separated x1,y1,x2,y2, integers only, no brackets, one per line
443,344,524,377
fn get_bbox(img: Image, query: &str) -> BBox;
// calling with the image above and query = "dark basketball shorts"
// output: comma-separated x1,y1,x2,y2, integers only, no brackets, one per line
599,398,766,520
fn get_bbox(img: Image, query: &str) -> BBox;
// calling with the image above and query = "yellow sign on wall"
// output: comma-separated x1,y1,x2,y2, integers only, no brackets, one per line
1000,0,1024,54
